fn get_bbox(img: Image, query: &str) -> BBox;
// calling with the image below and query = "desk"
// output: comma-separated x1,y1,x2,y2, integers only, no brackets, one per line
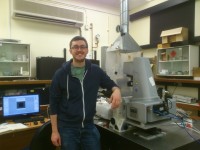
96,120,200,150
0,126,38,150
0,80,51,150
0,80,51,91
0,80,51,85
1,118,200,150
0,119,49,150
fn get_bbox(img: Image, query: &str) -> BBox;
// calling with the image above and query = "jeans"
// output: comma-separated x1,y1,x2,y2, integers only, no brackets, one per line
59,124,101,150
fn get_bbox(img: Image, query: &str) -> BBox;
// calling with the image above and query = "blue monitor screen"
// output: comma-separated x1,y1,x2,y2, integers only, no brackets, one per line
2,94,40,117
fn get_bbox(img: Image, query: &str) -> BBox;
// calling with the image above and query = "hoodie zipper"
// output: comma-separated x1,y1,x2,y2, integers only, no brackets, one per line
66,75,69,101
80,81,85,128
81,70,87,128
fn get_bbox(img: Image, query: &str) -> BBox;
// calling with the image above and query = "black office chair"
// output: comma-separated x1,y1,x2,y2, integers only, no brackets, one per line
28,120,57,150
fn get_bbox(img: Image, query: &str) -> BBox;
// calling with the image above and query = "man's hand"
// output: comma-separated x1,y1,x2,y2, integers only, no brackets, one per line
51,131,61,147
109,87,121,109
50,114,61,147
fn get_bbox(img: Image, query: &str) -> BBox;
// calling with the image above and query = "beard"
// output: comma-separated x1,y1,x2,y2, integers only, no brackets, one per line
73,55,85,63
74,58,85,63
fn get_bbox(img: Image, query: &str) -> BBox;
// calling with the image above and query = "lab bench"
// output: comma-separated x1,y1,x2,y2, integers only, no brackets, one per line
95,119,200,150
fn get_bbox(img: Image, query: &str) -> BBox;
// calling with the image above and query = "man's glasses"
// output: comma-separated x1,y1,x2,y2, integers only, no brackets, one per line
71,45,88,50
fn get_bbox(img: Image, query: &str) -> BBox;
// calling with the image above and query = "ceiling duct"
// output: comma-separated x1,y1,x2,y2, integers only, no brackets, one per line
110,0,141,53
11,0,84,27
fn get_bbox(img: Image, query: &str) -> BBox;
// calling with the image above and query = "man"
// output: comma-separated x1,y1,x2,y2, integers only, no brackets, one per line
49,36,121,150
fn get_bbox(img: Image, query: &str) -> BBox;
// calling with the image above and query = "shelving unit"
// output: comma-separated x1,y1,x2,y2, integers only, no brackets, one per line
157,45,199,77
155,77,200,120
0,42,31,78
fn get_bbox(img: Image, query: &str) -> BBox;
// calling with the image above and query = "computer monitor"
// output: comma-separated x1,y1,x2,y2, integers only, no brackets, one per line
27,87,50,106
36,57,66,80
89,59,100,66
2,94,40,117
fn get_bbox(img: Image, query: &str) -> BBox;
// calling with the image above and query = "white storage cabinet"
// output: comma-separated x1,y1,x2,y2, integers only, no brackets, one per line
0,42,31,78
157,45,199,77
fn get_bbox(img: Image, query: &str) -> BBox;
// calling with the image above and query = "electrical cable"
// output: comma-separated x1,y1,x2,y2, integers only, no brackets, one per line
46,105,50,119
176,110,190,119
181,119,200,144
156,110,200,145
171,85,178,95
192,126,200,134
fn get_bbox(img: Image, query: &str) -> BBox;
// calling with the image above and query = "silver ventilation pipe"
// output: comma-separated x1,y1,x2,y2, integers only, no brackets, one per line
110,0,141,53
121,0,129,34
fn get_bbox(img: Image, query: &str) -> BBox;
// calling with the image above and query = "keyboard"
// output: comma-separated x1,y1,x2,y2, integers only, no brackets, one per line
14,116,45,123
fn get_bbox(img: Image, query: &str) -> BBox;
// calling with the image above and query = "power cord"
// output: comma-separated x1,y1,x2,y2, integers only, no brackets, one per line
155,110,200,145
46,105,50,119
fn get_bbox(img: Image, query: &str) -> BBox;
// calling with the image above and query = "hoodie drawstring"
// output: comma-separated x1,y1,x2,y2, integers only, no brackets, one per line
67,75,69,100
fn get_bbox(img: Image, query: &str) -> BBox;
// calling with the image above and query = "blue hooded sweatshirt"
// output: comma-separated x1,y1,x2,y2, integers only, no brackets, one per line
49,59,117,128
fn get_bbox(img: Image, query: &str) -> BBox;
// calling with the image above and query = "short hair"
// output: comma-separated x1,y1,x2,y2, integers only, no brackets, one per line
69,36,88,49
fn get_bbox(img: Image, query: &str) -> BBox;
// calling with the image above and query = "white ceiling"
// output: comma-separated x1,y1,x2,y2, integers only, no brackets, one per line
129,0,150,9
73,0,150,10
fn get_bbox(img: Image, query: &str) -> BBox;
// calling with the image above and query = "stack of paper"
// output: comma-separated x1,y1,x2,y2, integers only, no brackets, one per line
0,123,28,134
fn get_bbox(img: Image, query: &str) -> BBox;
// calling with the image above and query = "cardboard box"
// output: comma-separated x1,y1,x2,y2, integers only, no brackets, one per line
160,52,167,61
160,27,188,44
157,43,171,49
193,67,200,80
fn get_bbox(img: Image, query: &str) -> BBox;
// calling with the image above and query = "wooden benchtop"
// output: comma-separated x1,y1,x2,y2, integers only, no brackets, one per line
0,80,51,85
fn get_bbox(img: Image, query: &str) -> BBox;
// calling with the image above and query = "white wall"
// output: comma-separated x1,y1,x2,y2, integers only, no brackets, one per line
129,0,200,99
0,0,120,77
0,0,10,38
130,0,200,50
195,0,200,36
129,0,167,47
